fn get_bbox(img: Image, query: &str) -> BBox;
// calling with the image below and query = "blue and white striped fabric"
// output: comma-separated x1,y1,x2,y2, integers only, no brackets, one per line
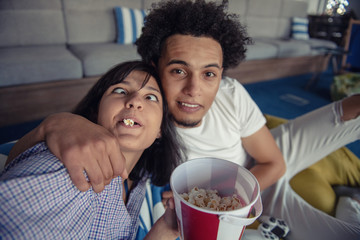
135,181,169,239
291,17,310,40
114,7,147,44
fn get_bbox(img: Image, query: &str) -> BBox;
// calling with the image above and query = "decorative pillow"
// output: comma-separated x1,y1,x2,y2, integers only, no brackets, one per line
331,73,360,101
290,147,360,216
291,17,310,40
136,181,169,239
114,7,147,44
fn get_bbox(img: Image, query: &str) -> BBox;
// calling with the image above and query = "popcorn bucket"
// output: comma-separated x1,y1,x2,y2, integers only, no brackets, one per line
170,157,262,240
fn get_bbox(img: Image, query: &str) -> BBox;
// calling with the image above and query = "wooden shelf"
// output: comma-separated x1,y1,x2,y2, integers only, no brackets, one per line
0,77,99,127
308,15,351,46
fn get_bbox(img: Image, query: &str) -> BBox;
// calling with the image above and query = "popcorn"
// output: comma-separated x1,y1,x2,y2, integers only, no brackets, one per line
180,187,244,211
123,119,134,126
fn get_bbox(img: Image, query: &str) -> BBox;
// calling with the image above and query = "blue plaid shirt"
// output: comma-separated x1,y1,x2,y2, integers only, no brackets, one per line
0,142,146,239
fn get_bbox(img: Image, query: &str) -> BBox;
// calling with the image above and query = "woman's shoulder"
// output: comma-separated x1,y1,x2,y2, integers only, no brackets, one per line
1,142,64,180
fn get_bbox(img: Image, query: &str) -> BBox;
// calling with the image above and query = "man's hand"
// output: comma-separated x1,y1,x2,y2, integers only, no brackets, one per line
8,112,128,193
45,113,128,192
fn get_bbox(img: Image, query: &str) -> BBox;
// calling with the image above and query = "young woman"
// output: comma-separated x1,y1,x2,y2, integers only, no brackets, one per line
0,61,183,239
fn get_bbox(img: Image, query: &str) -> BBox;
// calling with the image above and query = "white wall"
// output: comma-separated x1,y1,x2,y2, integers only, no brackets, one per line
307,0,326,14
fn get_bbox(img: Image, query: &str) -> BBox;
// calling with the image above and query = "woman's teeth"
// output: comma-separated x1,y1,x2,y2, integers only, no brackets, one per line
123,119,134,126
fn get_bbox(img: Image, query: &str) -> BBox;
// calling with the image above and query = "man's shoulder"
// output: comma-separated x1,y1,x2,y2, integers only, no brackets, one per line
219,76,247,94
220,76,242,87
215,76,250,103
207,77,247,120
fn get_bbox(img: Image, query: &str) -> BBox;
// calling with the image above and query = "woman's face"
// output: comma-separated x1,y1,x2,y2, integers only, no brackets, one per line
97,70,163,154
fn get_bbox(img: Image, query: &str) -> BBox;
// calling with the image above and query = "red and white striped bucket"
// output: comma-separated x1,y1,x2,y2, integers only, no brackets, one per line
170,157,262,240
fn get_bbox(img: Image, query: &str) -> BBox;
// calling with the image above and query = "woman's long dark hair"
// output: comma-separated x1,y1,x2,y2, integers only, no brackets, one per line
73,61,184,186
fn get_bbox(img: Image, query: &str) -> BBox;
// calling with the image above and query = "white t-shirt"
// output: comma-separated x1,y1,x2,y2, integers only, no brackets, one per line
176,77,266,167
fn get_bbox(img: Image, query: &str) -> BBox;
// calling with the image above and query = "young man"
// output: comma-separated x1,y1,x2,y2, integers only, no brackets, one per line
7,0,360,239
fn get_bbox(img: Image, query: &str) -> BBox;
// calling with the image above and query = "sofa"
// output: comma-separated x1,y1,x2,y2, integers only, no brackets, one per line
0,0,337,127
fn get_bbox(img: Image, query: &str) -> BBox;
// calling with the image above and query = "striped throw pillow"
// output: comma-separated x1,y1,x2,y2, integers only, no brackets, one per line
291,17,309,40
114,7,147,44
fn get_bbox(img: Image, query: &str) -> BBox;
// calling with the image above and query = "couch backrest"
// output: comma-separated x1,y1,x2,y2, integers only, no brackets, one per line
63,0,143,44
143,0,159,10
0,0,66,47
278,0,309,38
228,0,308,39
143,0,308,40
0,0,309,47
244,0,284,39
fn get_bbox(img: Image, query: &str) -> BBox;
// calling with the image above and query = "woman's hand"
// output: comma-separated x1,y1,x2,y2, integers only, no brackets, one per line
162,190,174,208
145,198,179,240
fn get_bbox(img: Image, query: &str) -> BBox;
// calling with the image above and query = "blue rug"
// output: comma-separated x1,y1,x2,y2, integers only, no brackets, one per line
244,73,332,119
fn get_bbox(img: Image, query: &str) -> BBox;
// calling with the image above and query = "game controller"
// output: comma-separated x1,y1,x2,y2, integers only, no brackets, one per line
258,215,289,239
242,216,290,240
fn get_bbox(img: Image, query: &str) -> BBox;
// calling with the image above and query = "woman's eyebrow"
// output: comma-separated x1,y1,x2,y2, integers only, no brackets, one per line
145,85,161,93
121,79,160,93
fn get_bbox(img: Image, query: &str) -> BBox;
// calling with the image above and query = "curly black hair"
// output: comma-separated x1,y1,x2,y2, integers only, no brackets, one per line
135,0,252,71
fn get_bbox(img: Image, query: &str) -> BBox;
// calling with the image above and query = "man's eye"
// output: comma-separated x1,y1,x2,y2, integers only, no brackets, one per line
172,69,185,75
146,94,158,102
113,87,127,95
205,72,216,77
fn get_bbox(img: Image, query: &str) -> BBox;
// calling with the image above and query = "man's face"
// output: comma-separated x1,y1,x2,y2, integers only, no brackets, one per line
158,34,223,128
